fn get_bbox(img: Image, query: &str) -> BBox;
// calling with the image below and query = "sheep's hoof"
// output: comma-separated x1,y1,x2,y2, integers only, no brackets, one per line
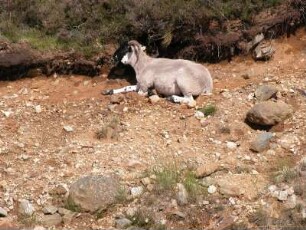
102,89,114,95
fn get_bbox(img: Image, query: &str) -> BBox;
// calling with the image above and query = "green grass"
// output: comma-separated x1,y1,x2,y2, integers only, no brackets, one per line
154,166,179,192
197,104,217,117
182,171,207,201
65,198,81,213
115,186,128,203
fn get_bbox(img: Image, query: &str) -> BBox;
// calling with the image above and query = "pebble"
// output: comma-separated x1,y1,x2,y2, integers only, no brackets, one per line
130,186,144,198
208,185,217,194
195,111,205,119
141,177,151,185
177,183,188,205
268,185,278,193
1,110,12,117
18,199,35,216
226,141,237,150
0,207,8,217
35,105,42,113
115,218,132,229
149,95,160,104
33,227,47,230
277,190,288,201
250,132,273,152
63,125,74,132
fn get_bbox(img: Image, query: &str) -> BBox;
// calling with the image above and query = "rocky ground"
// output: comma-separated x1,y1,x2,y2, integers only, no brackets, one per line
0,29,305,230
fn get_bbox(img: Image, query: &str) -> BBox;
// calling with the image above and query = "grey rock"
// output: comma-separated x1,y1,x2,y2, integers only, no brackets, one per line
40,213,62,227
255,85,278,101
277,190,288,201
253,41,275,60
177,183,188,205
246,101,293,126
42,205,58,215
250,132,273,152
247,33,265,52
115,218,132,229
284,194,297,209
67,174,120,212
18,199,35,216
0,207,8,217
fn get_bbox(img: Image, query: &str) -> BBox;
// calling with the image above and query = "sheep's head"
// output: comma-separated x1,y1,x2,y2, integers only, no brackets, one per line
113,40,146,66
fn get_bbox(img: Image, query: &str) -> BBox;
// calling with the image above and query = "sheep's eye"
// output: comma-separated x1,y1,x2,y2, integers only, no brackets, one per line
128,46,132,53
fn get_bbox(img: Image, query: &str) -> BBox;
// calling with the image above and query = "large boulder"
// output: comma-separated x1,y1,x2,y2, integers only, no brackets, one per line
67,175,121,213
246,101,293,126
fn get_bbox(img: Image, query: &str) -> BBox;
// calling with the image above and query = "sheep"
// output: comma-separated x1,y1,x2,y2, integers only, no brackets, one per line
103,40,213,105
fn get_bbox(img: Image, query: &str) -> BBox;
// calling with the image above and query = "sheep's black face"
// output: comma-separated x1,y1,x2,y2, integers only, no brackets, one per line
113,42,131,64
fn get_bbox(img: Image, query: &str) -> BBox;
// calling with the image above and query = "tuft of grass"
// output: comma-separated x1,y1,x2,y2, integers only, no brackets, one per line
115,186,128,203
154,165,179,192
182,171,207,201
18,214,39,227
248,208,269,227
197,104,217,117
96,116,120,140
128,209,155,229
274,166,297,183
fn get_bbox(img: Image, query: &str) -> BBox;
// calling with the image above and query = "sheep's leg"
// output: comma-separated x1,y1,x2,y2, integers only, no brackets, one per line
167,95,195,104
102,85,138,95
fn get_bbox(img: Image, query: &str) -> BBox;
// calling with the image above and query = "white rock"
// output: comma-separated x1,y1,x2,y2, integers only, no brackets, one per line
35,105,42,113
229,197,236,205
268,185,278,193
177,183,188,205
208,185,217,194
33,227,47,230
277,190,288,201
63,126,74,132
1,110,12,117
302,208,306,219
18,199,35,216
195,111,205,119
0,207,8,217
247,93,255,101
149,95,160,104
226,141,237,150
130,186,144,198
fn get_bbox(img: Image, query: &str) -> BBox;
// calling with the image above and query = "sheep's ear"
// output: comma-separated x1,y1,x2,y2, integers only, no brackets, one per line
141,45,146,51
